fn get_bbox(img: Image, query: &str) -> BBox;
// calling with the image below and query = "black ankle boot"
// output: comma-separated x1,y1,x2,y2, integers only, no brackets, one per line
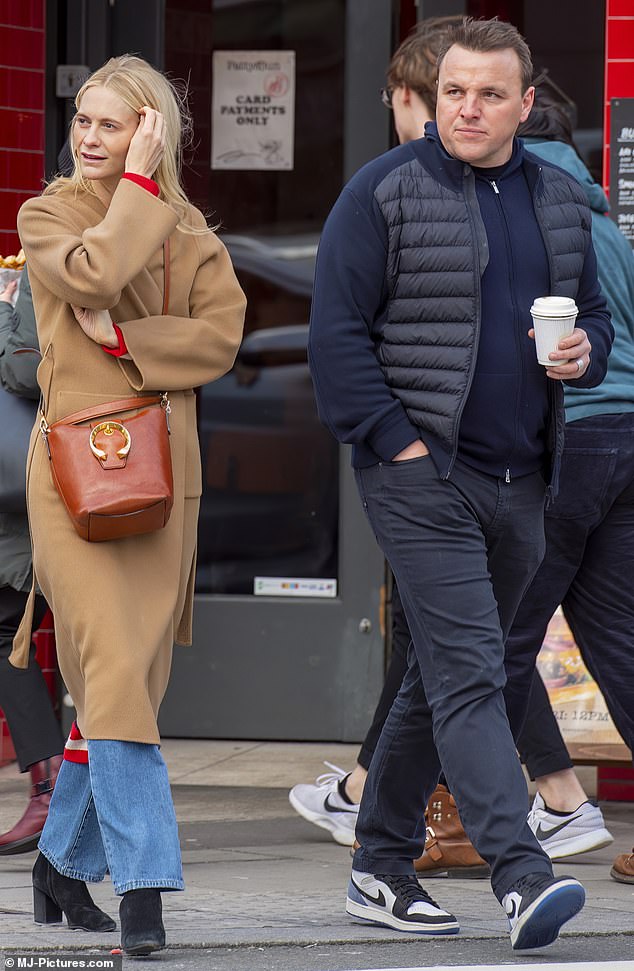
120,889,165,956
32,852,116,931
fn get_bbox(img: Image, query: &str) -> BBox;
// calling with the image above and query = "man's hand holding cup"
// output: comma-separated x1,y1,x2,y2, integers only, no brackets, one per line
529,295,590,380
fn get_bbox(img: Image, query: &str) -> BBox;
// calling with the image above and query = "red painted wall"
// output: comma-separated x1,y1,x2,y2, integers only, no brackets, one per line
598,0,634,799
0,0,52,766
0,0,46,257
603,0,634,190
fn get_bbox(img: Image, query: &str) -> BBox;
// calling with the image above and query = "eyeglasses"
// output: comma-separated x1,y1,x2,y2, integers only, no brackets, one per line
380,87,393,110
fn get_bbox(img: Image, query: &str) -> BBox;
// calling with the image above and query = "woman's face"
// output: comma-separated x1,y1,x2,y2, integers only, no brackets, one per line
73,86,139,189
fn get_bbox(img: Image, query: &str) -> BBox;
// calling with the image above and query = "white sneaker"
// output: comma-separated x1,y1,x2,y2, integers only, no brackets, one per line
289,762,359,846
528,792,614,859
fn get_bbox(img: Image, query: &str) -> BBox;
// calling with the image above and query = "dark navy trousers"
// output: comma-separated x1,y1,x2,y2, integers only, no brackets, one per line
358,582,576,781
352,455,552,900
506,412,634,762
0,587,63,770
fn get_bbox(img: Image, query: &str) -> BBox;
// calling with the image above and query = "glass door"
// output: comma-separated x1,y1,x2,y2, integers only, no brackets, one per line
159,0,393,740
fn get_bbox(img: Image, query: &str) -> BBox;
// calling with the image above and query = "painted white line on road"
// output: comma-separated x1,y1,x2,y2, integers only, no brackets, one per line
330,963,634,971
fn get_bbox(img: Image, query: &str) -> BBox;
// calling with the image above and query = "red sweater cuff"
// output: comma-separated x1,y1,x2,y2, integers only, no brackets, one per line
102,323,128,357
122,172,160,196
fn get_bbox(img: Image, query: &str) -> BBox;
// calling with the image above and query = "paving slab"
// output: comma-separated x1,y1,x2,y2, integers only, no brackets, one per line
0,745,631,957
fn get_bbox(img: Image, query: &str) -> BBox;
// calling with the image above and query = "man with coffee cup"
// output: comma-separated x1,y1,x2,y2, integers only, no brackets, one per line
309,16,613,951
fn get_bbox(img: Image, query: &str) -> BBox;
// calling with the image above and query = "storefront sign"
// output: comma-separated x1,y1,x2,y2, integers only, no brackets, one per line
609,97,634,244
212,51,295,170
254,577,337,598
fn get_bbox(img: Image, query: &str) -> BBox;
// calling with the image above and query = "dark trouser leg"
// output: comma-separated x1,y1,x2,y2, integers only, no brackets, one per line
517,672,574,781
561,463,634,756
503,523,585,742
357,581,409,771
353,457,551,899
0,587,64,771
505,414,634,760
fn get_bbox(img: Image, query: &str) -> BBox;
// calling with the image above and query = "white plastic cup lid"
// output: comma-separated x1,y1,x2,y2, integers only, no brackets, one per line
530,296,578,318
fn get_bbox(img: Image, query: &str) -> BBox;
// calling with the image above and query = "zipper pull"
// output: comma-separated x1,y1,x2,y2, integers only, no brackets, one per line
490,180,500,194
39,415,51,459
161,392,172,434
505,468,511,484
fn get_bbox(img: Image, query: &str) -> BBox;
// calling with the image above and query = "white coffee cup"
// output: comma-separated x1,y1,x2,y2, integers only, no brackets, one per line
530,296,578,367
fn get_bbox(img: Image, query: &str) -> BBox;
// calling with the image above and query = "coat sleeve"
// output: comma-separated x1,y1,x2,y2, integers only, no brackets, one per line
0,265,41,399
17,180,179,310
116,227,246,391
563,236,614,390
308,187,418,461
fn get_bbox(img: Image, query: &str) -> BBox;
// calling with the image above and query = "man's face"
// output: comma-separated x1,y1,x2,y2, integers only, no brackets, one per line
436,44,534,168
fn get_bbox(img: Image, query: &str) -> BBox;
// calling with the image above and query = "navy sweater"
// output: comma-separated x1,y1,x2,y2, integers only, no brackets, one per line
309,128,612,476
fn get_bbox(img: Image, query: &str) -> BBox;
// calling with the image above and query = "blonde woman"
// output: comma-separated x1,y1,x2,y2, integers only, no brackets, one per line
12,55,245,955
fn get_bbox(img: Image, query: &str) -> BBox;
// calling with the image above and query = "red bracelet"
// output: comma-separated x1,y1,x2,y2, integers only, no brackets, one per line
122,172,160,197
102,323,128,357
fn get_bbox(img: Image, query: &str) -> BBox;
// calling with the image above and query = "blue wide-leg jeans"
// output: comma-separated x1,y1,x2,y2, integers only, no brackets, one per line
353,455,553,901
39,740,183,894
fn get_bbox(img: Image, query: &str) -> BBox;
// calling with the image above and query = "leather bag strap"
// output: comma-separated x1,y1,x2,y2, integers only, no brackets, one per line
162,238,170,315
50,396,164,429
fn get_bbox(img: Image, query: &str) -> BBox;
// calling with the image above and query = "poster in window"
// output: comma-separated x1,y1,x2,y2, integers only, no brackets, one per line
212,51,295,171
538,607,630,758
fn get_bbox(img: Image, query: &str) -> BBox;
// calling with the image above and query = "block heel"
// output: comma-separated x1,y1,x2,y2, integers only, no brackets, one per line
33,884,63,924
32,853,116,932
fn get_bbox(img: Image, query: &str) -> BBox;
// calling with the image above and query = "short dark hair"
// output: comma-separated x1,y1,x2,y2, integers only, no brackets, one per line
518,76,576,149
386,15,464,115
437,17,534,94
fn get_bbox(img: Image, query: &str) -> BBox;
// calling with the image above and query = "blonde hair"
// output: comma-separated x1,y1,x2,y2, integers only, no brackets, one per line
44,55,205,234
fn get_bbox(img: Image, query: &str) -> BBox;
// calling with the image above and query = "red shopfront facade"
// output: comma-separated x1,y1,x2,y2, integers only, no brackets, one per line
1,2,633,766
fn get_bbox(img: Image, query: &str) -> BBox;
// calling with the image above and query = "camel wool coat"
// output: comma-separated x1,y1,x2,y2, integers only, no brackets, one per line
10,177,246,744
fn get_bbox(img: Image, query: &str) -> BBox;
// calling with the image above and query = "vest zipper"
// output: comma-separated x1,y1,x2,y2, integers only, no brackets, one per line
445,167,484,480
489,175,522,483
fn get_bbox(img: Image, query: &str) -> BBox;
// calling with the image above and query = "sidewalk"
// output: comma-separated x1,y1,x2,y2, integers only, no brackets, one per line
0,740,632,953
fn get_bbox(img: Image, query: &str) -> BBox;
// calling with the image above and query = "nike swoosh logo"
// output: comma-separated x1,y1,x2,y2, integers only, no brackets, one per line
351,878,386,908
535,814,582,840
324,794,358,815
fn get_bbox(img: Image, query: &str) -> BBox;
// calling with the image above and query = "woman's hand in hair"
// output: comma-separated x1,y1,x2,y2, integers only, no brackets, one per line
124,106,166,180
70,305,118,347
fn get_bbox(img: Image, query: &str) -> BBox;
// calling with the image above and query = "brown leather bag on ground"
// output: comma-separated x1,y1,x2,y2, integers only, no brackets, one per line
415,783,490,878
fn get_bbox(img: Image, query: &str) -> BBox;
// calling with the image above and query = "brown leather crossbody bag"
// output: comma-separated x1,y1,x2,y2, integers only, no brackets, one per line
39,240,174,542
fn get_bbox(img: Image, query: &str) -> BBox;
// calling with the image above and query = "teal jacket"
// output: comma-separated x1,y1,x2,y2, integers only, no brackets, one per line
524,138,634,423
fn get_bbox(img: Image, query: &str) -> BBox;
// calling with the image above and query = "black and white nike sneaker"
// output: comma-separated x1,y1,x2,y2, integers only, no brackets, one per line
502,873,585,950
346,870,459,934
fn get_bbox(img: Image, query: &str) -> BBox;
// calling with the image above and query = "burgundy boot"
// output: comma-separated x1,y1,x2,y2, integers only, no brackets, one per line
0,755,63,855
